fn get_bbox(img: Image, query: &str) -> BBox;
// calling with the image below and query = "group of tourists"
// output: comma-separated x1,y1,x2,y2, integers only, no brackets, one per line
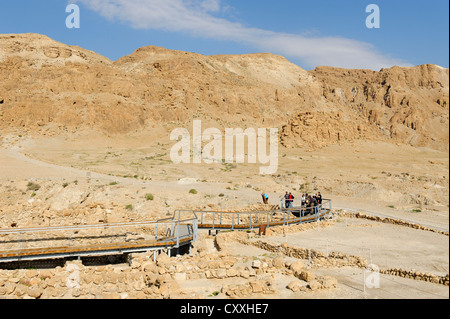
282,192,323,212
262,191,323,215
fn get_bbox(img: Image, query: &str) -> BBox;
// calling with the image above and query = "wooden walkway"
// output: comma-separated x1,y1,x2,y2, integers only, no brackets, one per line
198,210,331,229
0,200,332,264
0,218,196,263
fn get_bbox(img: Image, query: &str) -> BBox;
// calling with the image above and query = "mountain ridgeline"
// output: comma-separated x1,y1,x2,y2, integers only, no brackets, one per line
0,33,448,151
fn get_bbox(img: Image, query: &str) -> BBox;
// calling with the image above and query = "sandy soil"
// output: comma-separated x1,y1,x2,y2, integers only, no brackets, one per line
266,218,449,275
3,133,448,222
182,229,449,300
0,134,448,299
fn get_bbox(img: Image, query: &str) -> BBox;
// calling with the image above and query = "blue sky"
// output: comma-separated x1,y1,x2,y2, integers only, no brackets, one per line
0,0,448,70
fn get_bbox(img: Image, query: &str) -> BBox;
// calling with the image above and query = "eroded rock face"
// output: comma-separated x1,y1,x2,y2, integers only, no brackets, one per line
305,65,449,151
280,111,381,149
0,34,448,151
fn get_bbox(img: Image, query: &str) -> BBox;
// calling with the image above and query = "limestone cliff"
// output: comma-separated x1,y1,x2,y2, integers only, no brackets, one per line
0,33,448,151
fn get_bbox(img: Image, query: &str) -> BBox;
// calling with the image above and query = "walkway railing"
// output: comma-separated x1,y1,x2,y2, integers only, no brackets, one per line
175,199,332,231
0,199,331,263
0,214,198,263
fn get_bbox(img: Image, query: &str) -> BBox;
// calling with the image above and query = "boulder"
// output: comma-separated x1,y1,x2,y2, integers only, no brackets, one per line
272,257,286,269
50,188,90,211
250,281,265,293
300,270,315,283
290,260,304,277
226,268,239,277
308,280,322,291
319,276,338,289
252,259,262,269
156,252,171,267
288,281,303,292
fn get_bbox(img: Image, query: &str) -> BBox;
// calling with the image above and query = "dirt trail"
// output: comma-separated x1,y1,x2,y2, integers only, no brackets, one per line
0,147,224,194
1,145,447,234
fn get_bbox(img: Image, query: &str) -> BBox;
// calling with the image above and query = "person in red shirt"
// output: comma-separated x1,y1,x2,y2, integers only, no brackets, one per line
288,192,295,208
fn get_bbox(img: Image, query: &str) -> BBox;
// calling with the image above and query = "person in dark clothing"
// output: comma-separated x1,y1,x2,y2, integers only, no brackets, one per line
305,195,312,215
312,196,318,215
317,192,323,205
284,192,290,209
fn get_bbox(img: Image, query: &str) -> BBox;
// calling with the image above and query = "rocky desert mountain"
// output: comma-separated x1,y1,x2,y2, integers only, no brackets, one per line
0,33,448,151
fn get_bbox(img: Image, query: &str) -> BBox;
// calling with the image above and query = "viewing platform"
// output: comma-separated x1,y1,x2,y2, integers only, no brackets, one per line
0,200,332,266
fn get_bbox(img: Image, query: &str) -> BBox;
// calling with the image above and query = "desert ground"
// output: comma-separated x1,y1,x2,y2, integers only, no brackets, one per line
0,132,448,299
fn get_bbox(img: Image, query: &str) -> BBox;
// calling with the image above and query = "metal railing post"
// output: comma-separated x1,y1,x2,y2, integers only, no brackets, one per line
193,218,198,242
18,232,23,257
170,220,175,236
176,222,180,248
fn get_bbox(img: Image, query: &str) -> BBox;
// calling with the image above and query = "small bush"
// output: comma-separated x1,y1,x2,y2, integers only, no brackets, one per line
27,182,41,192
189,189,198,195
145,193,154,201
125,204,133,211
109,181,118,186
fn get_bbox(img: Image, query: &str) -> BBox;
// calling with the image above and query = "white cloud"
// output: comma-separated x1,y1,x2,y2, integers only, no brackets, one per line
196,0,221,13
76,0,412,70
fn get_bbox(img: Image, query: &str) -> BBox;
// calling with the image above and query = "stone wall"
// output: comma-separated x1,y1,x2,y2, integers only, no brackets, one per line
215,224,449,287
337,211,449,236
380,268,449,286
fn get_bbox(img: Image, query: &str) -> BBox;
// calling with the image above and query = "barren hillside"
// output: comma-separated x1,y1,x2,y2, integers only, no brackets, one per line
0,33,448,151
